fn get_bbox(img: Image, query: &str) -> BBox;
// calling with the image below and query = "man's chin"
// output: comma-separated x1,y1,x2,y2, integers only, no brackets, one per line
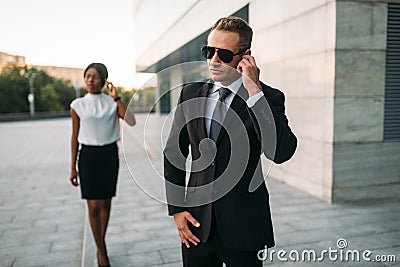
210,74,225,82
210,73,241,85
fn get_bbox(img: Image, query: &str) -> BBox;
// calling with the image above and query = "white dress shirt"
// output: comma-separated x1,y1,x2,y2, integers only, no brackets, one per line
205,77,264,136
70,93,120,146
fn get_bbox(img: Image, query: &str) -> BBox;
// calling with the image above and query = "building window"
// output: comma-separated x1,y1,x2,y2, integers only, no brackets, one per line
384,3,400,141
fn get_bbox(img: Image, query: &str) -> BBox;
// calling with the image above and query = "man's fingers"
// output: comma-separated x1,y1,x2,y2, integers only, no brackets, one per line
180,230,199,247
173,212,200,247
187,235,199,246
239,55,258,73
237,61,244,72
178,224,200,245
243,54,257,66
185,212,200,227
181,227,200,244
237,59,253,74
178,231,186,244
178,230,191,248
178,230,184,240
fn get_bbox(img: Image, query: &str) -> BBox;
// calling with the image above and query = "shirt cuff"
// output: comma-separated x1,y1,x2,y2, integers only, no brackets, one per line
246,91,264,107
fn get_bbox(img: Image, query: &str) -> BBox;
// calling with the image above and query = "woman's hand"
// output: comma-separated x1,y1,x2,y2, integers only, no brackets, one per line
106,81,118,98
105,80,136,126
70,169,79,186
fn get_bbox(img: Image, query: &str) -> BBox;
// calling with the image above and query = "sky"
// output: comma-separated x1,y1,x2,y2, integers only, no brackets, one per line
0,0,196,88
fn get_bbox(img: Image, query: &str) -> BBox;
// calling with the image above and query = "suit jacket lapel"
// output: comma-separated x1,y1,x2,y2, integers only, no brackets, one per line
197,80,213,139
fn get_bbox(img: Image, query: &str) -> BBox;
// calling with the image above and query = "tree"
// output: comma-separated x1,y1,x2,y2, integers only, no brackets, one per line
0,63,142,114
0,64,30,113
0,63,76,114
37,84,63,111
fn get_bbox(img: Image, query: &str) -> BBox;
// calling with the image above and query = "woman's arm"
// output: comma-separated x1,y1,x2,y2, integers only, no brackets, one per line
116,99,136,126
70,108,80,186
106,82,136,126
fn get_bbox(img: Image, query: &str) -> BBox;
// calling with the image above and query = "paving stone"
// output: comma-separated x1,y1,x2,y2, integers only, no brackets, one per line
119,249,164,266
50,239,82,253
12,250,81,267
158,247,182,264
44,261,81,267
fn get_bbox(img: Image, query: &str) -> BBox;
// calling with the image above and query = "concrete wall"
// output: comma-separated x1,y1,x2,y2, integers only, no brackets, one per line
257,0,400,202
332,1,400,201
253,0,336,202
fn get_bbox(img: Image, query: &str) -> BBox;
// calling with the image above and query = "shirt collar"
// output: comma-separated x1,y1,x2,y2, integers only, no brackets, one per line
86,92,103,98
211,77,243,95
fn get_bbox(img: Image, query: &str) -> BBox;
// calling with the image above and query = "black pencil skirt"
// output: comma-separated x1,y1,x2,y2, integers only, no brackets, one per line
78,142,119,199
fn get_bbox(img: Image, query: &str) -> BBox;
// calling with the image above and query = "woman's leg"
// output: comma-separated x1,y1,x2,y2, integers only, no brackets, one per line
100,198,112,254
87,199,110,266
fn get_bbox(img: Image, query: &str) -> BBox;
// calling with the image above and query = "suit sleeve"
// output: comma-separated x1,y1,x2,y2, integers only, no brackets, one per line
163,90,190,215
248,84,297,164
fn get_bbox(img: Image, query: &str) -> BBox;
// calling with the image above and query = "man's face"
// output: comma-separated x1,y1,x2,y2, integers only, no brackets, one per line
207,30,243,86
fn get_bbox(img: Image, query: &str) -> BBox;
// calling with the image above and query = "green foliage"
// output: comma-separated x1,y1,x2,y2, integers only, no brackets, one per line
0,64,30,113
0,63,155,114
101,86,137,107
0,63,78,114
37,84,63,111
120,87,136,107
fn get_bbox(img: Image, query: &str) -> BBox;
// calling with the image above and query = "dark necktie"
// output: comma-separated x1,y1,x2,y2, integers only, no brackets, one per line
210,87,231,141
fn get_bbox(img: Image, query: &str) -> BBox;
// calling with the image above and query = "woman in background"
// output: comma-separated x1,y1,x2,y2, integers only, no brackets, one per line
69,63,135,267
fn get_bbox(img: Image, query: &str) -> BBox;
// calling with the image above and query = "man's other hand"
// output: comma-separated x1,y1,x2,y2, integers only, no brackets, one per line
173,211,201,248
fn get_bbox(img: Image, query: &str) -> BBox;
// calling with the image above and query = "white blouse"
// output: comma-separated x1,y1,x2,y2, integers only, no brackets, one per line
70,93,120,146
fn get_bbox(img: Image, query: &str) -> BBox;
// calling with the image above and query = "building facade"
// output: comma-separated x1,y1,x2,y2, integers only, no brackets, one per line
0,51,26,68
135,0,400,203
32,65,85,88
0,51,84,88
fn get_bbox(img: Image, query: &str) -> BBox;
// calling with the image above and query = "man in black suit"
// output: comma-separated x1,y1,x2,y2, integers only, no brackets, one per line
164,16,297,266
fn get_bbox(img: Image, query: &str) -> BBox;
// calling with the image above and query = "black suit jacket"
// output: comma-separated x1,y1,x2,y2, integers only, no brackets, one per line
164,80,297,251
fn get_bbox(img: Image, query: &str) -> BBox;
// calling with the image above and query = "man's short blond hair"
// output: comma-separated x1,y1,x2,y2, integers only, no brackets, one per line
211,16,253,49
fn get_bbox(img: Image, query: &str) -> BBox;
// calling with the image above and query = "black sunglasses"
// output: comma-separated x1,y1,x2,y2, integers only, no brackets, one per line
201,45,248,63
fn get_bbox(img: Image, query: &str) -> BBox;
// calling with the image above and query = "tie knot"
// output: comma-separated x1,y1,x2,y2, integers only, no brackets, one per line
218,87,231,101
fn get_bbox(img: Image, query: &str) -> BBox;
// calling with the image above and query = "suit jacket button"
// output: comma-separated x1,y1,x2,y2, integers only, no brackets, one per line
211,162,215,166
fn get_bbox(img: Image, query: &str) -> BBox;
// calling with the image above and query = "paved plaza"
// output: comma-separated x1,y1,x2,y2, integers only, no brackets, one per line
0,115,399,266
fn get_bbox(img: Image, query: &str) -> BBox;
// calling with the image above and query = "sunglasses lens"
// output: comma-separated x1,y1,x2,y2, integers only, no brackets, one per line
201,46,235,63
201,46,215,59
218,49,233,63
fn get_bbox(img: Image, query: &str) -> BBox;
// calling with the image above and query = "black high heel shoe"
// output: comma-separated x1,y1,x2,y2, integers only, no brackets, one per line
97,252,111,267
98,259,110,267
